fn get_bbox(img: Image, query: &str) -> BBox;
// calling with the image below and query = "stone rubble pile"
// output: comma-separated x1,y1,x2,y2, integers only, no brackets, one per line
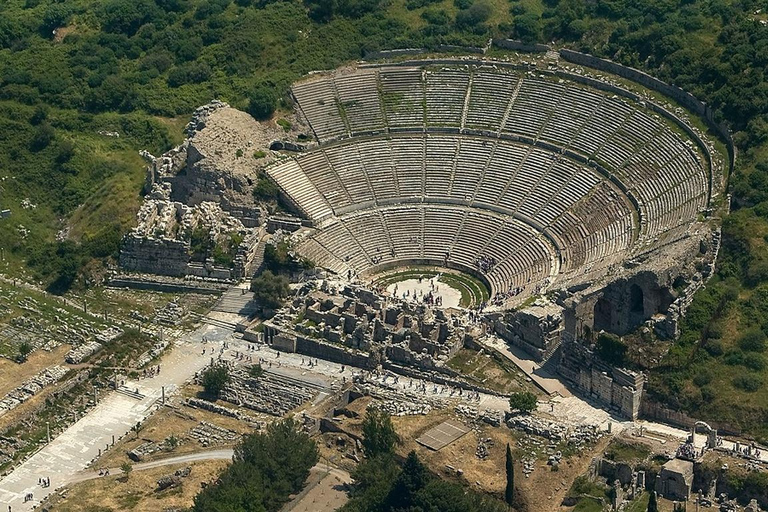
119,197,257,280
134,336,169,369
185,100,230,137
0,365,68,414
522,458,536,478
479,409,504,427
128,442,160,462
95,326,123,343
155,302,184,325
376,400,431,417
454,404,479,419
187,421,238,447
508,415,603,450
476,437,494,460
508,414,570,441
66,340,103,364
185,397,263,426
219,367,316,417
156,466,192,491
351,379,446,416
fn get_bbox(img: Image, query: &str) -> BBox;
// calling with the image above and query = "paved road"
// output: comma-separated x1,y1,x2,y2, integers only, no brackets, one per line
68,449,236,485
0,322,236,511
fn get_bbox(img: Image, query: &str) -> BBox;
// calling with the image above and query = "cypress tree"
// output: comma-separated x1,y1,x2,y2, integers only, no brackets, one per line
647,490,658,512
505,443,515,506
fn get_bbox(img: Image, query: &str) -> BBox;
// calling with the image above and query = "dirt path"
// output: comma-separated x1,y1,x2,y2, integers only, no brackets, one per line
69,449,235,484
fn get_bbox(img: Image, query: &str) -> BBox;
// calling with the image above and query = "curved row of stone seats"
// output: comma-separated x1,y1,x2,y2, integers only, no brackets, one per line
540,86,603,145
269,134,637,283
333,68,385,133
297,205,558,296
464,71,519,131
502,78,564,138
292,78,348,141
545,182,633,272
379,67,425,128
298,237,351,276
290,65,707,237
267,159,333,221
425,68,469,127
273,134,615,227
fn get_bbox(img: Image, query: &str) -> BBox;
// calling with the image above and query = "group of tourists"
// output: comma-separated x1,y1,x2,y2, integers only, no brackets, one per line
475,255,497,274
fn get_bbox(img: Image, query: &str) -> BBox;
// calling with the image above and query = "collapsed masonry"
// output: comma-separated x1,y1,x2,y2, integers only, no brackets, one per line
488,228,721,419
119,190,260,280
119,100,309,281
261,282,470,373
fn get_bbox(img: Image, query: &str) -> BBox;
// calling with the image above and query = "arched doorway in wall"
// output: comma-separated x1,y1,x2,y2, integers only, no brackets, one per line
594,297,613,332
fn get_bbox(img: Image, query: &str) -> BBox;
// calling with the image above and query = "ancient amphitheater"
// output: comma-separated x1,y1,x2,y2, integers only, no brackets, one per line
268,59,723,323
117,54,729,418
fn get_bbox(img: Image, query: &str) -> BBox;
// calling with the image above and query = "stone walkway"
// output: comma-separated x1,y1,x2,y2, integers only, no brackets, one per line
479,335,571,397
0,323,234,511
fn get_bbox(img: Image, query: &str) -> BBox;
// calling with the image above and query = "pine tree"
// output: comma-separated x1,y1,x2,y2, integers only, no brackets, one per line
505,443,515,506
647,490,658,512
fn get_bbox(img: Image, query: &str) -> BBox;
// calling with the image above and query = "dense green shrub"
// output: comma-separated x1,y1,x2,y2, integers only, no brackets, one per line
733,373,762,392
739,329,767,352
596,333,627,367
247,85,278,120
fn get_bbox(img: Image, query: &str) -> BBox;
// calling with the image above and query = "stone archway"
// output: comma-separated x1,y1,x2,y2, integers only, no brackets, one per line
594,297,613,332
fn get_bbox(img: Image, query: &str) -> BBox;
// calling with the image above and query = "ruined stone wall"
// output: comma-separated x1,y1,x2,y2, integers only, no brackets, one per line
558,49,735,178
119,236,189,277
493,302,564,361
558,338,644,420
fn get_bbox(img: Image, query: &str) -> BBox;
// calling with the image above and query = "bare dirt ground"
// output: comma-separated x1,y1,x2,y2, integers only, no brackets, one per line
47,459,229,512
391,408,612,512
0,344,71,397
0,345,76,432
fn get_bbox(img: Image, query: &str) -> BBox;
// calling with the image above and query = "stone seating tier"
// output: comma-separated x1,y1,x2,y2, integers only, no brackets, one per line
276,63,711,299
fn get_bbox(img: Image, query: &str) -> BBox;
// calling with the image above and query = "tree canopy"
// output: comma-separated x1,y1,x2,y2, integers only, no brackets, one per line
509,391,538,414
361,407,399,458
193,417,318,512
200,363,230,397
250,270,291,311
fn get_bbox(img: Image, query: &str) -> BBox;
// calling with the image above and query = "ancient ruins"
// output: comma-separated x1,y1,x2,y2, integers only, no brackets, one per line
113,55,732,427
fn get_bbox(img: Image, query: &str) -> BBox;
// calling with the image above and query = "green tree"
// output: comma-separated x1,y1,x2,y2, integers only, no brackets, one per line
120,461,133,480
505,443,514,505
192,418,317,511
387,451,429,510
361,407,399,458
29,123,54,152
248,85,278,121
508,391,537,414
17,341,32,362
201,363,230,398
738,328,767,352
251,270,291,311
513,13,541,43
647,490,658,512
235,417,319,510
248,363,264,379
